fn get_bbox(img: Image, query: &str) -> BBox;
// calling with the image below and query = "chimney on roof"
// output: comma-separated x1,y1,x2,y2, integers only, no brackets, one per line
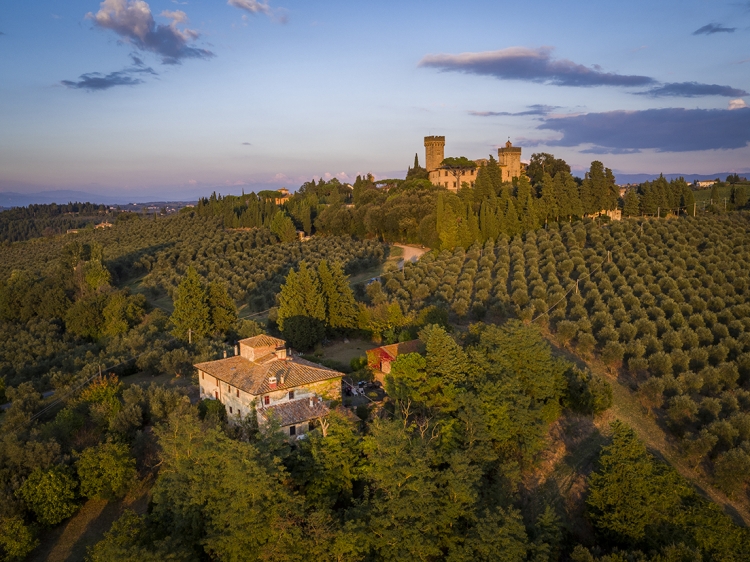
223,350,227,359
279,373,285,385
234,345,239,356
275,347,287,361
268,375,277,390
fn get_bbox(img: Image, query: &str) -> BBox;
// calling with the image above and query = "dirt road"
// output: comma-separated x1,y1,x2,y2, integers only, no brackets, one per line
394,244,428,268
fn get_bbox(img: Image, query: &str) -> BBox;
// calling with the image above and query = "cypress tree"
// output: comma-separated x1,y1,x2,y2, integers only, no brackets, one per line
277,261,326,332
623,190,641,217
207,282,238,335
171,266,211,340
486,155,503,191
318,260,358,331
539,172,558,223
504,200,521,237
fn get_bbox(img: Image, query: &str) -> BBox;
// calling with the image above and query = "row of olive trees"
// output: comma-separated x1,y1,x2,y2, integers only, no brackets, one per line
376,214,750,497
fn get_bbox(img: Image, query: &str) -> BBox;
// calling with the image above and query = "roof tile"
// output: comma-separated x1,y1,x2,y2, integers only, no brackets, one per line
195,355,342,395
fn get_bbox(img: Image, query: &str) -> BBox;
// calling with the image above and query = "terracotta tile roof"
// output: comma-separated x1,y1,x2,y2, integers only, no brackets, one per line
367,339,423,362
259,398,330,427
239,334,286,348
194,355,342,396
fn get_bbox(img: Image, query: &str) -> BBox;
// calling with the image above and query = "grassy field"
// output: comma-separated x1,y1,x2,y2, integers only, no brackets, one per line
318,338,372,367
122,275,174,314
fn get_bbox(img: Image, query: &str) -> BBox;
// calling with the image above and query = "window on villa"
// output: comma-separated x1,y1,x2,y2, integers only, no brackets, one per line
229,406,233,414
236,389,239,397
201,372,204,380
308,421,315,431
289,426,296,436
264,395,270,405
215,391,219,399
288,391,294,400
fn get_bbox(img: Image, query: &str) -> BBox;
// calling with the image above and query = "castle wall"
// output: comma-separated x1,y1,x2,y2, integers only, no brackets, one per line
428,168,479,192
425,137,523,188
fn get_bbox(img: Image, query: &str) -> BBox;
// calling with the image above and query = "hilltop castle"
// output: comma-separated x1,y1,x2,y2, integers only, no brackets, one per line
424,136,523,192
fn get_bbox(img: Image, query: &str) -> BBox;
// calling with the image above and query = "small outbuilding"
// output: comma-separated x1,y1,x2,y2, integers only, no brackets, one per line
366,340,423,380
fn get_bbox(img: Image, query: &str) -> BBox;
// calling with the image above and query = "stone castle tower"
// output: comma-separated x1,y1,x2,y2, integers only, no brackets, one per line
424,136,445,173
497,140,522,182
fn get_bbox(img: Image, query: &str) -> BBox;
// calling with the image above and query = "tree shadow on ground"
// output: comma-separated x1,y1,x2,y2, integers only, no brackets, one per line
29,486,149,562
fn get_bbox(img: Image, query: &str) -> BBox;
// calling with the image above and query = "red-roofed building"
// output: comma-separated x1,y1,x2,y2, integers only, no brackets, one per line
366,340,423,378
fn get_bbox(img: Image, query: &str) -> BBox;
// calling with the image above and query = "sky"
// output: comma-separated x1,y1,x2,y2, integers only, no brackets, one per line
1,0,749,200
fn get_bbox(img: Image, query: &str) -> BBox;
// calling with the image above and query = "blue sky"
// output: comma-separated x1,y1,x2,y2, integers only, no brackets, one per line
1,0,749,199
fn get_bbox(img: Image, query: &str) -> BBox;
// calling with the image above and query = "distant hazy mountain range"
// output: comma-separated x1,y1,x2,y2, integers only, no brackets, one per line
0,173,746,208
613,172,745,185
0,190,145,208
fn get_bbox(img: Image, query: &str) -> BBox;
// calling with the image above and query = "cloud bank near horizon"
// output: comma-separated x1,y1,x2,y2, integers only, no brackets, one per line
537,107,750,153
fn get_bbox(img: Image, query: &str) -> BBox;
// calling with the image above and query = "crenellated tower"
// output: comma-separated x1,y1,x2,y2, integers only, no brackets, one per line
424,136,446,173
497,140,522,181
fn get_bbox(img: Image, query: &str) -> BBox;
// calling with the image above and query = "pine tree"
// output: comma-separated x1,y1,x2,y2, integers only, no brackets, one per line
208,282,238,335
270,211,297,242
587,420,683,542
171,266,211,340
420,324,469,386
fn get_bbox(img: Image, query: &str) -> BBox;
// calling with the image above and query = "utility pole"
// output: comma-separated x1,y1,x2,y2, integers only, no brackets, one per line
188,329,192,345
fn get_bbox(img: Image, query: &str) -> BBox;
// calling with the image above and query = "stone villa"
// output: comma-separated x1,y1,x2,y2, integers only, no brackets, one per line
425,136,523,192
195,335,343,437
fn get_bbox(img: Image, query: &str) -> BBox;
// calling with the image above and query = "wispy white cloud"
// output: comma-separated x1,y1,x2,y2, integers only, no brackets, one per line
469,104,560,117
228,0,287,23
729,98,748,110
